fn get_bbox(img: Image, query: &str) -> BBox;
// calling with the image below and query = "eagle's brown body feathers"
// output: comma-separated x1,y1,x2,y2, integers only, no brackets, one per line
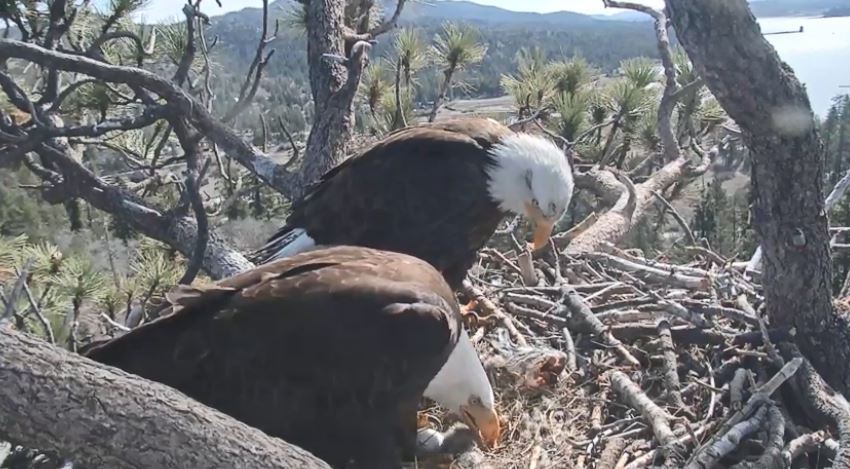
84,246,462,469
250,119,514,289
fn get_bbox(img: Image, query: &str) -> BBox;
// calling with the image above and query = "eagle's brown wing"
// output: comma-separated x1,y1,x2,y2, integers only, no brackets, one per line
84,246,461,468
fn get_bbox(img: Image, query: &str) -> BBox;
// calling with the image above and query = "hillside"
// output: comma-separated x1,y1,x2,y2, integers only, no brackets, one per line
200,0,850,138
204,0,661,135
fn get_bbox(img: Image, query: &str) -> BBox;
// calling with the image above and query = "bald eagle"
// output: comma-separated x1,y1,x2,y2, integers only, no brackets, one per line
83,246,499,469
249,117,575,290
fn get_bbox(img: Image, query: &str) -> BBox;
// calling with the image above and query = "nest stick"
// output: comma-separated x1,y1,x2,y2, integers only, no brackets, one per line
656,320,689,414
561,287,640,367
609,371,684,466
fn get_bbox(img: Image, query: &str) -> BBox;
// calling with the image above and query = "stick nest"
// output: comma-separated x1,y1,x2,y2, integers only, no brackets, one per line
413,239,850,469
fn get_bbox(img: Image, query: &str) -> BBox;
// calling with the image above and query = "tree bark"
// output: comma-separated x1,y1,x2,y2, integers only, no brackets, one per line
666,0,850,395
299,0,366,200
0,327,331,469
566,156,700,254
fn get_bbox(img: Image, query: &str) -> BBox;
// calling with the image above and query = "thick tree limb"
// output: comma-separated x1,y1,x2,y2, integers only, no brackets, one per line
32,139,251,279
666,0,850,396
567,156,704,254
0,328,332,469
657,320,688,413
561,287,640,366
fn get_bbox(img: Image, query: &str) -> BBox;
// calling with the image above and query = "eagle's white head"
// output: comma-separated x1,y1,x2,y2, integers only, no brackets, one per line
423,328,500,449
486,132,575,250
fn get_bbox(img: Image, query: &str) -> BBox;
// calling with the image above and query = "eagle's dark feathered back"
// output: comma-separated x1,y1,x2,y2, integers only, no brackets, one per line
84,246,462,468
249,118,514,290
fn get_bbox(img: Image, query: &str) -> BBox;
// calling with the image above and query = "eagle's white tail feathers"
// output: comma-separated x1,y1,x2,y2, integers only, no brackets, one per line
265,228,317,262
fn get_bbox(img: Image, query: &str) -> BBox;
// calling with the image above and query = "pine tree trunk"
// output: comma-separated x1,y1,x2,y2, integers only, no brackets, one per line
667,0,850,395
0,328,331,469
300,0,360,200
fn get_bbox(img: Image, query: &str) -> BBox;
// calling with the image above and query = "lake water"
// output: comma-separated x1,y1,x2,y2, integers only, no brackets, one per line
758,16,850,118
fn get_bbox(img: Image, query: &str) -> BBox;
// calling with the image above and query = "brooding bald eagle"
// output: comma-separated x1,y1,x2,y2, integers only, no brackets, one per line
249,117,574,290
83,246,498,469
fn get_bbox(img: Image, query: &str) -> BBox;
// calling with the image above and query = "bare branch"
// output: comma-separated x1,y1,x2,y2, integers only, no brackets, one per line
277,115,300,164
651,189,697,245
604,0,681,163
344,0,407,42
171,119,210,285
222,0,277,123
0,39,299,198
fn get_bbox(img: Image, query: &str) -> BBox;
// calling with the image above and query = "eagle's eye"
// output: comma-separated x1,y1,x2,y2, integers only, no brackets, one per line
469,396,483,406
532,198,539,208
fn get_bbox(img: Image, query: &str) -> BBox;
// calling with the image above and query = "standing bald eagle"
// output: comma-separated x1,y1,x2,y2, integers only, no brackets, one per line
83,246,498,469
249,117,574,290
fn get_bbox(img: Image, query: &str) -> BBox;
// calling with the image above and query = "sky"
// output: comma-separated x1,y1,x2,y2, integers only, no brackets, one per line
125,0,665,24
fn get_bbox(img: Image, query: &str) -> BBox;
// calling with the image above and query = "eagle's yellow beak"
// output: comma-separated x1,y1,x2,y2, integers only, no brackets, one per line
460,402,501,449
524,202,556,251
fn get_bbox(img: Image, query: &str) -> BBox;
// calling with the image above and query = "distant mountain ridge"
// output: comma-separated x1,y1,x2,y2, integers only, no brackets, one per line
398,0,598,26
216,0,850,30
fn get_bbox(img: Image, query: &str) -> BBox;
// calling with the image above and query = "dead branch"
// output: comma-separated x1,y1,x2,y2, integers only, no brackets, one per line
687,404,768,469
223,0,277,123
687,358,802,468
0,39,299,198
0,327,331,469
171,120,209,285
598,437,627,469
651,190,696,245
729,404,784,469
610,371,684,467
567,155,705,255
657,320,688,413
561,287,640,367
582,252,710,290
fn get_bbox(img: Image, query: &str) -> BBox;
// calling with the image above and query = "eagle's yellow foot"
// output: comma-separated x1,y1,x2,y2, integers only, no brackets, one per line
417,411,430,429
460,299,479,316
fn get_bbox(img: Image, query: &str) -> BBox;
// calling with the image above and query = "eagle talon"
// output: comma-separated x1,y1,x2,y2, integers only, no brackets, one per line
460,299,479,316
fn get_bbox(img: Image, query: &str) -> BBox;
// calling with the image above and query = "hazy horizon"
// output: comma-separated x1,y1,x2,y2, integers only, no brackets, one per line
124,0,662,24
88,0,846,116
